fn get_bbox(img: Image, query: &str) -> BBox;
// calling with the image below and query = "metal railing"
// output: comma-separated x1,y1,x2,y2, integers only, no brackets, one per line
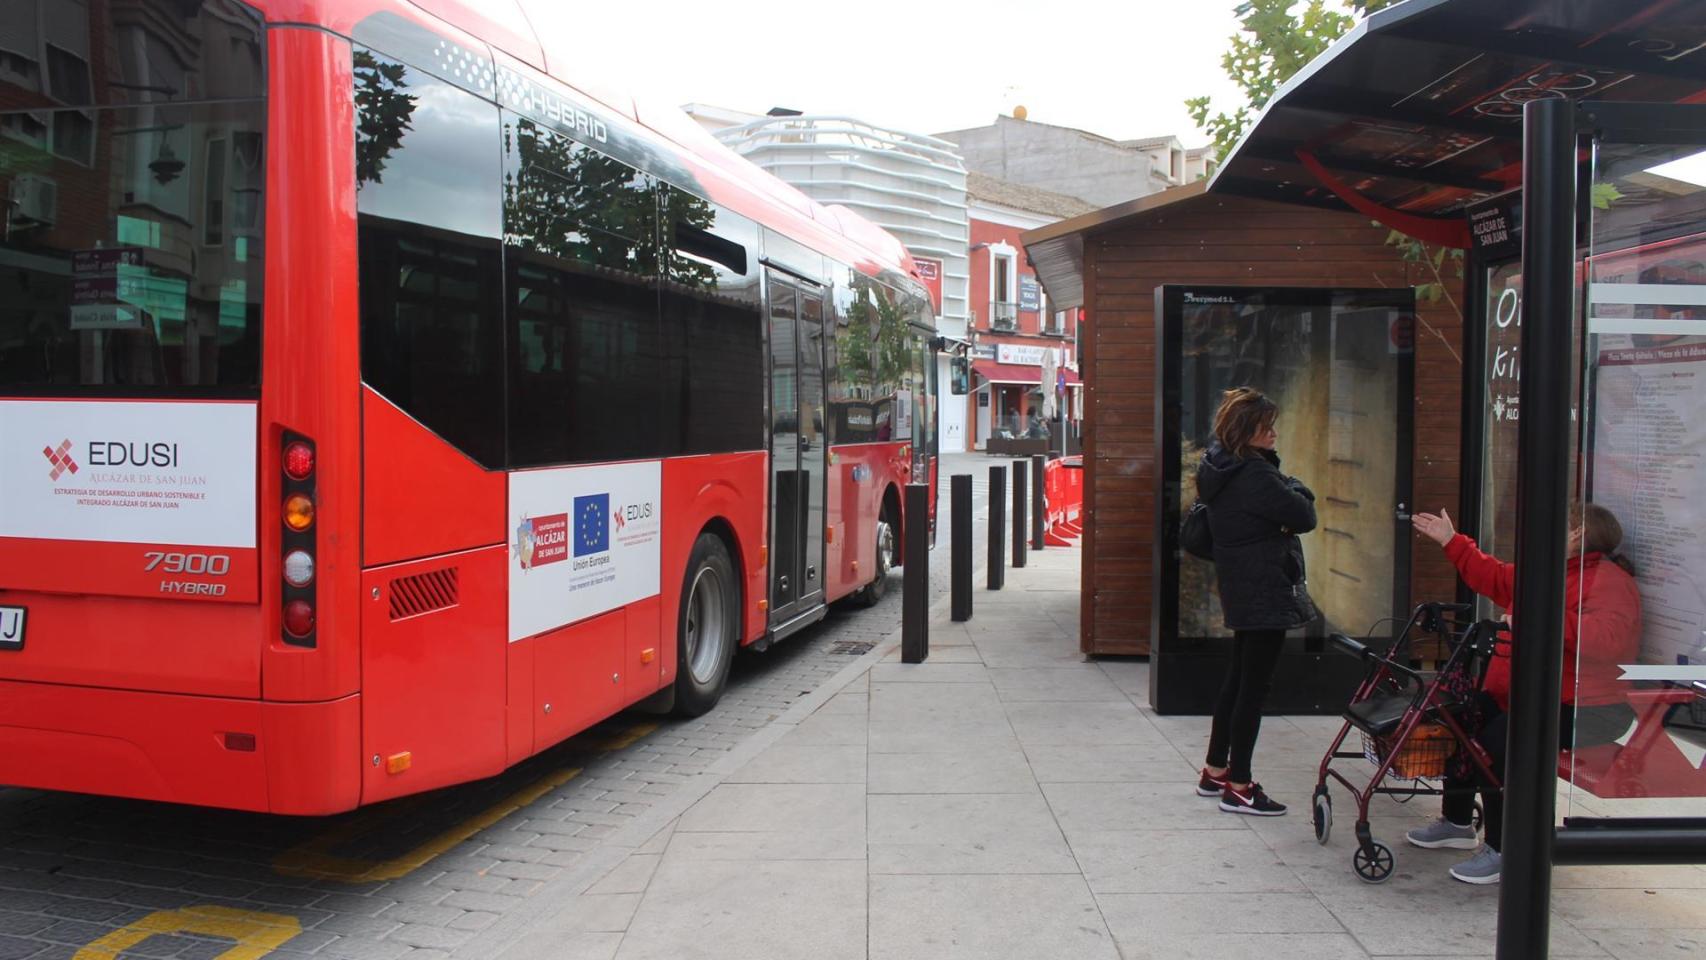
991,301,1017,330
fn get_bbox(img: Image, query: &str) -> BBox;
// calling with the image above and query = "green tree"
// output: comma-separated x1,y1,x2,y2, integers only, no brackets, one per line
1189,1,1474,358
352,50,416,188
1186,0,1396,164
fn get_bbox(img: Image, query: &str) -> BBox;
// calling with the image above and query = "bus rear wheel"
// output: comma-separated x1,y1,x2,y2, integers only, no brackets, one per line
674,533,738,717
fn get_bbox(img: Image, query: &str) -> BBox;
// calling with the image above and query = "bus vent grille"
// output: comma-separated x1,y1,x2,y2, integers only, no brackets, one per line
389,567,459,620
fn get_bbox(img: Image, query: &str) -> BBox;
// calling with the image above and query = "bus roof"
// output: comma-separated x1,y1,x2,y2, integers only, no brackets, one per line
257,0,926,294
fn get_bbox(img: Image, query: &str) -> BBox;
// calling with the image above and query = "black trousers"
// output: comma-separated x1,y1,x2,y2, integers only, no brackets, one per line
1205,630,1286,784
1442,695,1636,852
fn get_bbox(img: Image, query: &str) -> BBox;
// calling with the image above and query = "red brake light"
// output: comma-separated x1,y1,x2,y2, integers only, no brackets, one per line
283,600,315,638
284,441,315,480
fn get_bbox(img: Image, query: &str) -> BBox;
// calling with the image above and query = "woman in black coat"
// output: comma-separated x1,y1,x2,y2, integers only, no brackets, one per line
1193,387,1317,816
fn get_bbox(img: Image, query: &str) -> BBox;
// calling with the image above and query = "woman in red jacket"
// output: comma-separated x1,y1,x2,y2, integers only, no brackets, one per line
1403,502,1641,885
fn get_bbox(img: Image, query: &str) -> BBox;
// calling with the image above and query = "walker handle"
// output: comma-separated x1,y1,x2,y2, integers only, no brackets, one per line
1329,633,1370,660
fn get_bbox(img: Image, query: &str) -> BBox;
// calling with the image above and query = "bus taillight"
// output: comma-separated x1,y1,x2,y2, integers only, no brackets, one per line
283,600,315,638
283,441,315,480
283,494,315,532
281,430,317,648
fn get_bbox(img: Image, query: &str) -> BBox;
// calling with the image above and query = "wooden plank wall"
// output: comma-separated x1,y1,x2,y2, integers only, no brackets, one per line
1080,193,1464,655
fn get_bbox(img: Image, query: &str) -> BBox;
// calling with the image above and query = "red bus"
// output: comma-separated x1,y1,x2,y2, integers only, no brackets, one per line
0,0,938,813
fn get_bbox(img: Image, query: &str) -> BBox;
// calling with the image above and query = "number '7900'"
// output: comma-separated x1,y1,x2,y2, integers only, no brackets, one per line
144,552,231,576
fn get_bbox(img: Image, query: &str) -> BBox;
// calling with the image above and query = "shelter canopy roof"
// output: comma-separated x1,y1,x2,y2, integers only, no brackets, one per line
1025,0,1706,308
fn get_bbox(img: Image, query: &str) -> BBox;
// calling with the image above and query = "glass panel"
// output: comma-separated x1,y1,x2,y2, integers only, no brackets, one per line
1567,138,1706,818
501,112,662,466
659,187,763,456
828,278,877,444
0,99,265,395
1174,288,1412,643
0,0,266,396
769,275,799,611
1479,259,1524,623
800,291,825,599
356,48,504,467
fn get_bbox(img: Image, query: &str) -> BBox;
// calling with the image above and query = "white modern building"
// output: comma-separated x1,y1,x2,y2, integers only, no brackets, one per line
686,107,973,453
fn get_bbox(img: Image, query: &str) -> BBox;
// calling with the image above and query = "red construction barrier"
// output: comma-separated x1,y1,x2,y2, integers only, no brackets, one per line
1042,456,1083,547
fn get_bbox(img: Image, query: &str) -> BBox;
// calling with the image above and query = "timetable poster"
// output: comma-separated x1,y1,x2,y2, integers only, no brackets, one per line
1592,335,1706,667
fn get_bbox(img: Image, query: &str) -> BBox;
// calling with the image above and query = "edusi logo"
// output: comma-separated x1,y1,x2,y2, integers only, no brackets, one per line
42,439,78,481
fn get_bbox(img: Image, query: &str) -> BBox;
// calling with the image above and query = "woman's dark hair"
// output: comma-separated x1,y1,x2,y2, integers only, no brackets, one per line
1573,502,1636,576
1212,387,1278,459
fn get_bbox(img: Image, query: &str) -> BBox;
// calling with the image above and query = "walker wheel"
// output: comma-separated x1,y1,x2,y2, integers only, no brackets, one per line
1353,842,1395,884
1312,787,1332,846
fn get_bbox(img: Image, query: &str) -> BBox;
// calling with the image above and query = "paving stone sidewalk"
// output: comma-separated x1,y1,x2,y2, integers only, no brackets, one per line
484,545,1706,960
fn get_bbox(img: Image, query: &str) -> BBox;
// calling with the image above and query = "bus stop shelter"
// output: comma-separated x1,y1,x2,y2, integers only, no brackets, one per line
1025,0,1706,955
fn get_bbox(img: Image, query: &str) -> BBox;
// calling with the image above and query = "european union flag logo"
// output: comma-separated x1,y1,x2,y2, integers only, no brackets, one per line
574,493,610,556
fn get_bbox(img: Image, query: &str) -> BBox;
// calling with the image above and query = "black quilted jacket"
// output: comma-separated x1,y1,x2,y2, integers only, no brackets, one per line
1196,442,1319,632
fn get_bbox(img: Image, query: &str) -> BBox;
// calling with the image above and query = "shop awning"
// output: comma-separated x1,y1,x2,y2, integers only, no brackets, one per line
1024,0,1706,309
974,359,1081,387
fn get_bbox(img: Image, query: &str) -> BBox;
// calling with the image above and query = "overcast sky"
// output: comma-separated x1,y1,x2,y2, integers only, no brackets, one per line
528,1,1247,145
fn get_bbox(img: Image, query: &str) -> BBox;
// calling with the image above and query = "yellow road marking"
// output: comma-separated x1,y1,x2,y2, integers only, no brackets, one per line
74,906,300,960
274,718,660,883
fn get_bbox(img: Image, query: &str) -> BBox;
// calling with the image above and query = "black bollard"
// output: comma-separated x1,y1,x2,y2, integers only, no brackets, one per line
902,482,930,663
1011,458,1027,569
1031,454,1046,551
987,465,1006,591
951,474,972,621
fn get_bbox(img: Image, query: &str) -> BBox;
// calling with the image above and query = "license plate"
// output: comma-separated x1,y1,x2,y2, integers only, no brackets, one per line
0,605,23,651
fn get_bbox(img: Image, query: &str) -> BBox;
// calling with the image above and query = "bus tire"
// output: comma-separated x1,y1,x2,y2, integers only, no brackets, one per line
856,502,898,607
674,533,739,717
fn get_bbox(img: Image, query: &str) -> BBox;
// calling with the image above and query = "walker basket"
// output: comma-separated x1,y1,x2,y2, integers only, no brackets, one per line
1361,722,1456,780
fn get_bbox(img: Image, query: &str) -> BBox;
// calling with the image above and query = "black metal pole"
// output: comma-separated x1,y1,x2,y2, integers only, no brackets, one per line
1031,454,1046,550
988,465,1006,590
902,482,930,663
1497,95,1577,960
951,474,972,621
1011,458,1027,569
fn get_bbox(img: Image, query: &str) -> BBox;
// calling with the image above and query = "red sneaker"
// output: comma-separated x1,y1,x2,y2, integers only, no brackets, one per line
1196,768,1229,797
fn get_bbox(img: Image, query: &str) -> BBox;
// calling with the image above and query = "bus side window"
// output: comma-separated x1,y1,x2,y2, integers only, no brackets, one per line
502,117,664,467
354,48,506,468
660,188,763,457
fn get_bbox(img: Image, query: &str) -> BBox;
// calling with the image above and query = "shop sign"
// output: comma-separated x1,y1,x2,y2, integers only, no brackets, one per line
997,343,1049,366
1019,276,1041,312
1466,194,1521,261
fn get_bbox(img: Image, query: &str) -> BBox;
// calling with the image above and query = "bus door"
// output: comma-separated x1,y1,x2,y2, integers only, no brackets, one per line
766,270,827,623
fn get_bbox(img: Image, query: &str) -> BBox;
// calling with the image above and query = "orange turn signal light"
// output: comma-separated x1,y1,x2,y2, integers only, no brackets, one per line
386,752,412,774
758,599,769,613
284,493,315,531
640,648,656,664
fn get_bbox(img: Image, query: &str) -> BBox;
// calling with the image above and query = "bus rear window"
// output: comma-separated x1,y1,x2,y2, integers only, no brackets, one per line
0,0,265,397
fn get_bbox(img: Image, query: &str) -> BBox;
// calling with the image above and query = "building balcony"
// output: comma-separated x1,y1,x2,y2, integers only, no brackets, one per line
990,300,1017,330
